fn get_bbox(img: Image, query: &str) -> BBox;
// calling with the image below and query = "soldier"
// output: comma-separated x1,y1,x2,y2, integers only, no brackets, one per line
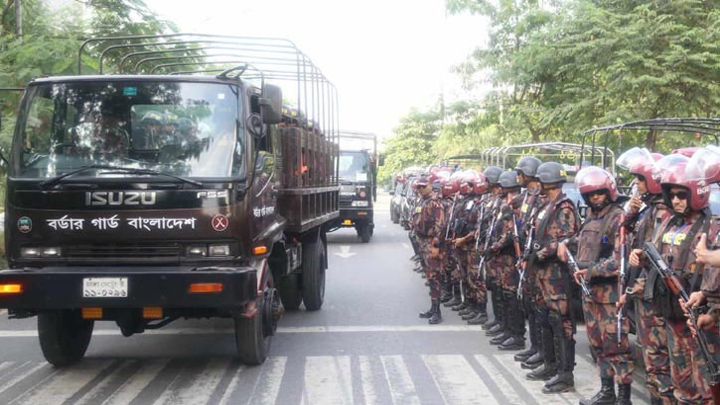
486,170,525,349
558,167,633,404
465,174,491,325
444,172,465,308
439,175,460,305
414,174,447,325
452,170,484,321
512,156,545,365
525,162,579,394
479,166,505,332
616,148,673,404
632,154,717,404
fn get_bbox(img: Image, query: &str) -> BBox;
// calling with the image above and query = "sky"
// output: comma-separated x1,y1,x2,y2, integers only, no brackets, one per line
145,0,488,141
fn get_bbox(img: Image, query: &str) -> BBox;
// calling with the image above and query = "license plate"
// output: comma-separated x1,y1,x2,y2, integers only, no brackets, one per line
83,277,128,298
343,219,352,225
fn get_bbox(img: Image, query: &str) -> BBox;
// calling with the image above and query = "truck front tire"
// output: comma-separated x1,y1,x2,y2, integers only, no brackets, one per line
302,237,326,311
235,273,277,365
279,274,303,310
38,310,94,367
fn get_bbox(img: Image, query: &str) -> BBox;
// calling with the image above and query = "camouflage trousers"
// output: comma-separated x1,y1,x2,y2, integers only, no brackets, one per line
582,297,634,384
537,273,573,339
464,248,486,304
634,299,673,402
418,238,442,300
448,247,463,284
496,253,519,292
666,319,713,404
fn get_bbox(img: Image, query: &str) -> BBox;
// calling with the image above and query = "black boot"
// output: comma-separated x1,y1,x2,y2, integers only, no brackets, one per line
542,336,574,394
452,300,468,312
499,335,525,350
515,303,538,361
459,304,476,317
527,324,556,380
444,284,462,307
500,292,525,351
440,282,453,303
482,288,501,330
579,378,615,405
428,301,442,325
521,351,543,369
419,302,435,319
615,383,631,405
486,292,506,336
467,302,489,325
490,331,510,345
526,362,556,381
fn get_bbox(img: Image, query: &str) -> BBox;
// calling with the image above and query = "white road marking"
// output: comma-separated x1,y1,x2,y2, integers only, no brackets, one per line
153,358,231,405
217,365,246,405
13,360,114,405
380,355,419,405
0,361,16,374
493,353,570,405
303,356,353,405
73,360,141,405
423,354,498,405
101,359,170,405
334,246,357,259
0,362,49,396
473,355,526,405
0,324,485,338
245,356,287,405
359,356,380,405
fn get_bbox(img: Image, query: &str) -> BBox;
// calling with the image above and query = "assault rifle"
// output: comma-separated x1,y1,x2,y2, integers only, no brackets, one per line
643,241,720,404
478,198,498,282
616,213,628,341
474,197,486,251
566,248,591,297
445,193,458,240
517,207,537,299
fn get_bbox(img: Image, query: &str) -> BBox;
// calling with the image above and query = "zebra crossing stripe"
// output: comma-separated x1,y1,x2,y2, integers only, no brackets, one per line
380,355,420,405
152,359,231,405
11,360,114,405
303,356,353,405
423,355,499,405
99,359,170,405
244,356,286,405
0,363,48,397
473,354,533,405
359,356,381,405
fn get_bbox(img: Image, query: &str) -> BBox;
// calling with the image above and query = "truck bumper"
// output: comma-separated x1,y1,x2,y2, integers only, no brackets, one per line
0,266,257,310
335,208,373,226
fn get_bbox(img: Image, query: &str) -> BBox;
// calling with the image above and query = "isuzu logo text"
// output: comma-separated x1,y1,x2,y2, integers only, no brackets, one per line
85,191,157,206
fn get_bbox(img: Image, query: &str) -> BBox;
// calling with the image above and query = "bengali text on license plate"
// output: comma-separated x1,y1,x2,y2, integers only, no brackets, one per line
83,277,128,298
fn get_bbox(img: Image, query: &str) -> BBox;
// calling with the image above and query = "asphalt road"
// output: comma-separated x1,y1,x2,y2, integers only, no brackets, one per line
0,193,651,405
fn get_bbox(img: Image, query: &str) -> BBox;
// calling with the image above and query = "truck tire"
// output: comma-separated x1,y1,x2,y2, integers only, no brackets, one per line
302,237,326,311
391,207,399,224
235,273,278,365
359,222,372,243
279,274,303,310
38,310,94,367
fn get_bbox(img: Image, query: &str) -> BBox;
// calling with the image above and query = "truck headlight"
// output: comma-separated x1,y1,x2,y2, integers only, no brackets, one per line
41,247,62,258
20,247,40,258
20,247,62,258
208,244,230,257
187,245,207,257
351,200,369,207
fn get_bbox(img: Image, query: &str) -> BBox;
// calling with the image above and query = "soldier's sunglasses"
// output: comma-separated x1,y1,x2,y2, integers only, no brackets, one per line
668,191,688,200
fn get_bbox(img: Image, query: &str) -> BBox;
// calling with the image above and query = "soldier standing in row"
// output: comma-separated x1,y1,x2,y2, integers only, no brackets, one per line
617,148,673,404
487,170,525,349
414,175,447,325
439,175,460,305
464,173,491,325
632,154,717,404
512,157,546,366
481,166,505,332
559,167,634,404
526,162,579,394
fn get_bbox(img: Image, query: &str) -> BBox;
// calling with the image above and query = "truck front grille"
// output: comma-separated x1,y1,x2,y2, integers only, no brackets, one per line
65,243,182,260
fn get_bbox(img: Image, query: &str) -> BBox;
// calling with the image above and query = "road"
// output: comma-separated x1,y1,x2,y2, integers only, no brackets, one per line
0,194,651,405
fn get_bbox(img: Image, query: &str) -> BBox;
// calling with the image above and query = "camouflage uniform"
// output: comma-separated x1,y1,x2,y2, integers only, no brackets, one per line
527,191,579,391
651,213,718,404
413,193,446,300
439,193,457,302
482,194,505,332
465,194,488,306
570,203,635,392
625,196,674,403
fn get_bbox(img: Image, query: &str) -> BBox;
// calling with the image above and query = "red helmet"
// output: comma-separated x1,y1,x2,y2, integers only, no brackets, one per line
617,147,662,195
686,145,720,185
473,172,488,195
459,170,479,195
439,177,455,196
575,166,618,204
656,154,709,212
672,147,699,158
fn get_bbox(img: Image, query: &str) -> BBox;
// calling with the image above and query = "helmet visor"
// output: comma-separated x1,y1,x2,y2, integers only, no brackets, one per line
685,145,720,183
616,147,654,171
653,154,690,181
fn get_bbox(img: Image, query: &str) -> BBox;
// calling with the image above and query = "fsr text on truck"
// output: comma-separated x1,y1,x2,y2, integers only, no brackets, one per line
0,34,340,366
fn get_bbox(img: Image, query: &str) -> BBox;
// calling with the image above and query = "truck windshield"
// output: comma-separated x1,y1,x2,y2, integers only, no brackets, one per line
14,81,243,179
338,151,371,183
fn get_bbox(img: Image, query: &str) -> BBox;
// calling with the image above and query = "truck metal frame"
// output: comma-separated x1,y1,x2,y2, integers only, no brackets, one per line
0,33,339,366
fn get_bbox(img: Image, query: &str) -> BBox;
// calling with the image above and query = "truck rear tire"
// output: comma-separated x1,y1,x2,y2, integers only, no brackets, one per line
38,310,94,367
302,237,326,311
359,222,372,243
279,274,303,310
235,273,277,365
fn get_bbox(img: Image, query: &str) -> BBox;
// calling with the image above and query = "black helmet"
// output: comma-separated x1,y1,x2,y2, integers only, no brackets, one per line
515,156,542,177
483,166,503,184
536,162,567,185
499,170,521,189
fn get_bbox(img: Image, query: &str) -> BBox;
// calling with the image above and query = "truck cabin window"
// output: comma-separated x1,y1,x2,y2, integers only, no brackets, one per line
339,151,370,183
15,81,243,179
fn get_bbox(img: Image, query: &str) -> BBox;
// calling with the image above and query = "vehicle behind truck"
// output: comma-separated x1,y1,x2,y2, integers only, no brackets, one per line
329,132,378,242
0,34,339,367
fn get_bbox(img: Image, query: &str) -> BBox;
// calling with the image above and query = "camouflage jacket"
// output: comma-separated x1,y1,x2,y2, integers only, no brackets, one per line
413,194,445,247
625,197,671,299
532,193,579,272
490,191,522,256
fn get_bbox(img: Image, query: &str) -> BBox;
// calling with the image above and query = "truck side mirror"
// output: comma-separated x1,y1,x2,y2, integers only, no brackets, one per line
378,154,385,166
259,84,282,124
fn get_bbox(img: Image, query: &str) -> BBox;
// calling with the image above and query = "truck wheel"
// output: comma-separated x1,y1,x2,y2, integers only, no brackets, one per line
235,273,279,365
360,223,372,243
302,237,326,311
279,274,303,310
38,310,94,367
392,208,400,224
